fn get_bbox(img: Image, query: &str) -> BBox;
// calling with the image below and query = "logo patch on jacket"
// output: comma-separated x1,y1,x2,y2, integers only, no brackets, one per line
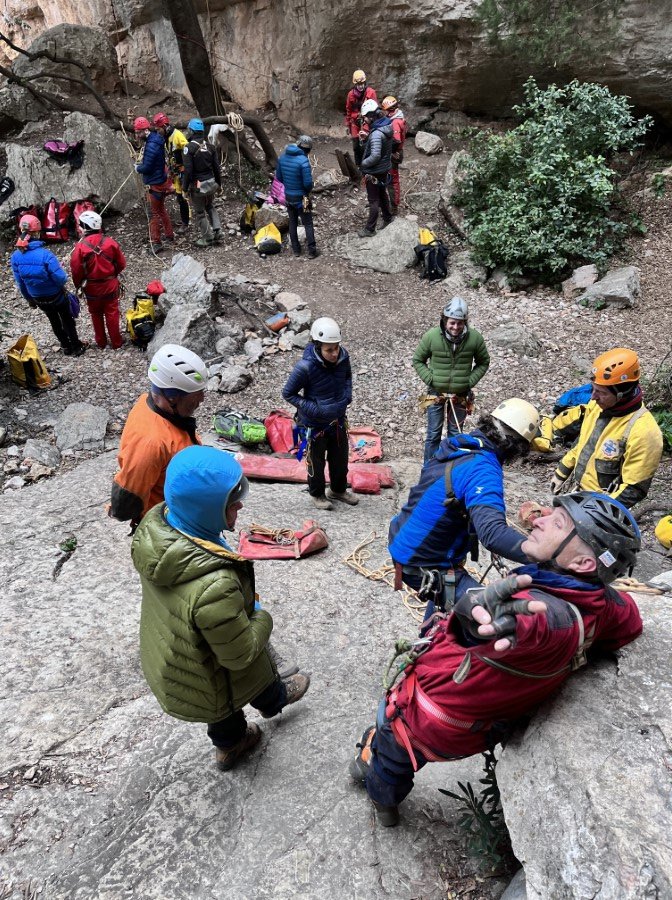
600,439,620,459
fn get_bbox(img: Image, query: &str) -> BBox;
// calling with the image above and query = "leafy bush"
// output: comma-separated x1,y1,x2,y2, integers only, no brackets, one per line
454,78,651,280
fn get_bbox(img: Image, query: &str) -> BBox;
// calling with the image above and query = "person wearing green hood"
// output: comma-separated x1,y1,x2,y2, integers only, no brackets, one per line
131,445,311,770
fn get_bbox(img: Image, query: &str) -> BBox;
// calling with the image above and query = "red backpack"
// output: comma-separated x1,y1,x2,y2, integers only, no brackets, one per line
42,198,71,241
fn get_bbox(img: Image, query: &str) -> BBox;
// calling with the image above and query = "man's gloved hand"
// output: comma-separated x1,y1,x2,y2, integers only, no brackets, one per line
550,472,567,494
454,574,546,651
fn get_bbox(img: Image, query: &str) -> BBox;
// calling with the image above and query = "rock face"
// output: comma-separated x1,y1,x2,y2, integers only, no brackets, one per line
498,595,672,899
12,24,119,93
159,254,215,313
337,217,419,274
577,266,640,309
54,402,109,451
2,112,137,218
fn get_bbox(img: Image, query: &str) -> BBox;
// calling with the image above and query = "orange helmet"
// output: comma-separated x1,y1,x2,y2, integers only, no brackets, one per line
19,214,41,233
381,96,398,111
352,70,366,85
591,348,640,385
133,116,151,131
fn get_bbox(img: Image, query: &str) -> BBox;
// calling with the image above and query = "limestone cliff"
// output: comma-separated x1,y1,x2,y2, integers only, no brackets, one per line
3,0,672,125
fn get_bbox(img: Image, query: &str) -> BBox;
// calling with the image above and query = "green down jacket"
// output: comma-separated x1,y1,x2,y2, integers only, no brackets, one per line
131,505,276,723
412,326,490,396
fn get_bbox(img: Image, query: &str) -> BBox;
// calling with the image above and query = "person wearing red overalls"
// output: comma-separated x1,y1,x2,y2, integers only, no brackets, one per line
345,70,377,168
381,96,407,213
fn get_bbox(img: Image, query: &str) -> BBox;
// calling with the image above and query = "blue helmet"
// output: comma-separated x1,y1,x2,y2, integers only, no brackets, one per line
188,118,205,133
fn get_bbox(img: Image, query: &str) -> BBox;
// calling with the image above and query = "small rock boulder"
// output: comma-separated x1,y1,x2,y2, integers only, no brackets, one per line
243,338,264,364
288,307,312,332
562,264,599,301
577,266,640,309
54,403,109,451
337,217,419,274
405,191,441,214
291,330,311,349
218,365,252,393
160,254,214,313
275,292,306,312
215,335,240,357
22,439,61,469
254,205,290,233
415,131,444,155
489,323,541,358
315,169,349,190
148,307,219,360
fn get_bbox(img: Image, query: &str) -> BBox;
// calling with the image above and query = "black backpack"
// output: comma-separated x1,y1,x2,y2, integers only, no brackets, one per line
414,239,449,281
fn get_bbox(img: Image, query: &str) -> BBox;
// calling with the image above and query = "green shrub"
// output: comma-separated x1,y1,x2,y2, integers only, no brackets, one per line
454,78,651,280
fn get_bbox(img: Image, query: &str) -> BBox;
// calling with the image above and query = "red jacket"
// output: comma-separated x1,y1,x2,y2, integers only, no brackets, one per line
345,86,378,138
71,233,126,300
390,110,407,148
388,570,642,762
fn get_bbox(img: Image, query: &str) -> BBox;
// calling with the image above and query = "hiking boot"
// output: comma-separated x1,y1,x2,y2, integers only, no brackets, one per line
215,723,262,771
71,343,87,357
175,224,189,234
312,495,334,511
349,725,376,784
308,248,321,259
357,228,375,238
292,247,302,257
379,219,392,230
326,488,359,506
212,229,223,244
266,642,300,679
260,672,311,718
372,800,400,827
195,236,213,247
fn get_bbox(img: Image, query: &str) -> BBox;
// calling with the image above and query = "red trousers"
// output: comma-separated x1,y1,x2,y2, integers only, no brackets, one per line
87,294,122,349
390,167,401,208
148,188,174,244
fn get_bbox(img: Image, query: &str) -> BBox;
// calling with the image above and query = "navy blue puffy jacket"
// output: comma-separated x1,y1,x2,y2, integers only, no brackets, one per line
10,240,68,301
361,117,394,176
136,132,167,185
282,344,352,428
275,145,314,208
388,432,528,569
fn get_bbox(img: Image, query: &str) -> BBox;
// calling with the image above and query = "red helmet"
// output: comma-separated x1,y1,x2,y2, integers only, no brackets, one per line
146,280,166,297
133,116,151,131
153,112,170,128
19,214,41,233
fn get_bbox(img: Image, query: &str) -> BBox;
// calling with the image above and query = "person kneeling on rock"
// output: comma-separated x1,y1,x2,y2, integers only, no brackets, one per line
131,445,311,771
282,316,359,511
349,492,643,827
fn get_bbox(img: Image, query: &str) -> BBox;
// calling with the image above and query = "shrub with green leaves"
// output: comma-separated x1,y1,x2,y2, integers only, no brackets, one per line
454,78,651,280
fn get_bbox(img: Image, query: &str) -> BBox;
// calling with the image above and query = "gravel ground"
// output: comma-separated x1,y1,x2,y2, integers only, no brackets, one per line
1,113,671,570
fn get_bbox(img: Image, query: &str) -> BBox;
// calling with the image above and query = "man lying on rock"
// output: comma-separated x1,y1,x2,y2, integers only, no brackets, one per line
350,492,643,826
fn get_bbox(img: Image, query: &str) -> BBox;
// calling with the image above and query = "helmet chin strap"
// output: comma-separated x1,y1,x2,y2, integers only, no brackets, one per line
542,528,577,574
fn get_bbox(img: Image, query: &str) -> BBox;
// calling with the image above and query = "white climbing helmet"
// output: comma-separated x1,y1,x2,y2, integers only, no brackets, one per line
310,317,342,343
148,344,208,392
78,210,102,232
442,296,469,321
360,99,379,117
492,398,540,443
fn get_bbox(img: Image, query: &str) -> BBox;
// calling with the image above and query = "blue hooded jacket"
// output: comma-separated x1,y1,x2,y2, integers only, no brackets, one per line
136,131,168,185
275,144,314,207
388,431,528,569
10,240,68,301
282,344,352,428
164,445,244,550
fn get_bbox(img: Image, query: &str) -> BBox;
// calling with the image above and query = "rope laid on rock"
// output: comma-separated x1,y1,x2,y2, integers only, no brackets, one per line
342,531,425,620
247,523,297,546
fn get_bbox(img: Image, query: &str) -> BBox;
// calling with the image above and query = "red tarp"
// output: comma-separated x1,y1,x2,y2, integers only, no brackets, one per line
264,409,384,463
234,451,394,491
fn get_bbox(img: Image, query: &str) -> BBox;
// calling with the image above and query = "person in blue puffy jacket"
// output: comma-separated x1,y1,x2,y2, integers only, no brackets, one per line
134,116,174,253
275,135,319,258
282,316,357,510
10,214,85,356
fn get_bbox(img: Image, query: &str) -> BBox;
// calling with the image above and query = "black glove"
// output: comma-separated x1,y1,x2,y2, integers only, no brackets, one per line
27,299,37,309
454,575,538,646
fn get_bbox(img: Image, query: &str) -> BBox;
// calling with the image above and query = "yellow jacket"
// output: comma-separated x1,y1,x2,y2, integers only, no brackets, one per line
555,400,663,507
167,128,188,191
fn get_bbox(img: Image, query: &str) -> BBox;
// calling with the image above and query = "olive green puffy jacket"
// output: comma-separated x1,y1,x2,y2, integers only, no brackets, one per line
131,505,275,723
412,326,490,396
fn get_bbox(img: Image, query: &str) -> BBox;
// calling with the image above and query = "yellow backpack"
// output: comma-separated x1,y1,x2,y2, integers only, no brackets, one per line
254,222,282,255
418,227,438,245
7,334,51,389
125,294,156,348
655,515,672,550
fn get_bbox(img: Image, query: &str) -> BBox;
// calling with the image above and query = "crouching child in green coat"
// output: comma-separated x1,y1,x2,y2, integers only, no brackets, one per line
131,444,310,770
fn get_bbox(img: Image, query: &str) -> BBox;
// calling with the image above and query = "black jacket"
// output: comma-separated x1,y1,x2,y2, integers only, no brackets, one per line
182,139,221,192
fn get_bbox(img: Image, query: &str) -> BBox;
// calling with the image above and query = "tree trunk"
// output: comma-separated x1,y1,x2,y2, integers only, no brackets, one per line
162,0,217,117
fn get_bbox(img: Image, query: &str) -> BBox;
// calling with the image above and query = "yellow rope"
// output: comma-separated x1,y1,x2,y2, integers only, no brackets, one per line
247,523,297,545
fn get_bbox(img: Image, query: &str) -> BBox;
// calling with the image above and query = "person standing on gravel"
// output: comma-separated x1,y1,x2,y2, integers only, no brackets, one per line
413,297,490,464
275,135,320,258
345,70,377,168
282,316,358,511
10,214,86,357
357,99,394,237
70,211,126,351
380,96,407,213
134,116,175,254
181,118,222,248
153,112,190,234
132,445,311,772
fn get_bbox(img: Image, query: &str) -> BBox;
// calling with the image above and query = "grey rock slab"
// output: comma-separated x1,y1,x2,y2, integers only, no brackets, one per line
498,594,672,900
215,335,240,357
148,306,219,359
22,438,61,468
3,475,25,490
405,191,441,214
217,364,253,393
488,323,542,358
315,168,349,189
12,24,119,93
291,330,311,349
275,291,306,312
562,264,599,301
501,869,527,900
337,217,419,274
0,452,485,900
414,131,445,155
243,337,264,363
160,253,215,312
288,307,312,331
577,266,641,309
255,205,290,233
54,402,109,451
448,250,488,287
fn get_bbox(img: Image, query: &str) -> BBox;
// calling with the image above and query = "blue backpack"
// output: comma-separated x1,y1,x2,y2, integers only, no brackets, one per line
553,383,592,415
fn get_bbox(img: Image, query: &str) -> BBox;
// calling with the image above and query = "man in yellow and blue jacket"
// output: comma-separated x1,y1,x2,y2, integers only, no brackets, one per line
551,348,663,508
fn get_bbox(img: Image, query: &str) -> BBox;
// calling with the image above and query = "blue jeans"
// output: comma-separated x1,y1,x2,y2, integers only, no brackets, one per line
424,398,468,464
364,700,429,807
